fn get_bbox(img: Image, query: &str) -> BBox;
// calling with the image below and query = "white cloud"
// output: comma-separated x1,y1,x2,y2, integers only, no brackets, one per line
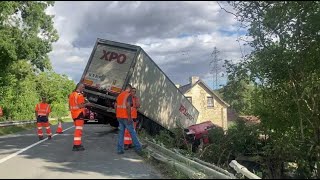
48,1,250,88
66,56,84,63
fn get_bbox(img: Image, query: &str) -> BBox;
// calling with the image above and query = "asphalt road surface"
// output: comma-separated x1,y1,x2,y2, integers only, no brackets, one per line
0,122,163,179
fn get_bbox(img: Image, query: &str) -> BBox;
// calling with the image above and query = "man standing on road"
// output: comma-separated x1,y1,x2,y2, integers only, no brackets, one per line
115,84,145,155
69,83,91,151
35,97,52,140
124,87,141,150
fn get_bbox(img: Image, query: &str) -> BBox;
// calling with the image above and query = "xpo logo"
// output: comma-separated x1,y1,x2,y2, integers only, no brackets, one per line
100,50,126,64
179,104,195,121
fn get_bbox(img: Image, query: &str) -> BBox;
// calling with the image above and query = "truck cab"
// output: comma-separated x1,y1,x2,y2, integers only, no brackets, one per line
185,121,216,152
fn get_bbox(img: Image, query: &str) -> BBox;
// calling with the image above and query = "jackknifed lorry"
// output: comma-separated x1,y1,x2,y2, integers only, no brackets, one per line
80,38,199,134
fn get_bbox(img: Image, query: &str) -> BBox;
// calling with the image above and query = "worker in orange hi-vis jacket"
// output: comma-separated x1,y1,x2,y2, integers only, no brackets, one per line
35,97,52,140
69,83,91,151
124,87,141,150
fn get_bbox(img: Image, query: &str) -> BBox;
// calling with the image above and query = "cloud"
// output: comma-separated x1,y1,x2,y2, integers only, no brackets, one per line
66,56,84,63
48,1,250,89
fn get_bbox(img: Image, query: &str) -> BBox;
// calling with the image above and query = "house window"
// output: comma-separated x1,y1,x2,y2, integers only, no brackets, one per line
207,97,214,107
186,97,192,103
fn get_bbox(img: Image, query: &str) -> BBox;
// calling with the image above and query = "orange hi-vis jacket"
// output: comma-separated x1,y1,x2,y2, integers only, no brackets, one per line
69,91,85,119
35,103,51,116
116,91,131,119
131,96,139,119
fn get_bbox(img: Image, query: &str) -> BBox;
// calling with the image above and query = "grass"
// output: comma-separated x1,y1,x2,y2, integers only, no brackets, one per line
137,129,190,179
49,117,73,125
144,155,189,179
0,118,73,136
0,123,36,136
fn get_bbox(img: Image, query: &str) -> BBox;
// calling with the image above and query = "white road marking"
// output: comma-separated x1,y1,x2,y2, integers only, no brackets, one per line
122,157,143,163
0,125,74,164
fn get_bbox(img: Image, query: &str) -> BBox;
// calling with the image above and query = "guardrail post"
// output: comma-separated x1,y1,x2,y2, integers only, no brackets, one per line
229,160,261,179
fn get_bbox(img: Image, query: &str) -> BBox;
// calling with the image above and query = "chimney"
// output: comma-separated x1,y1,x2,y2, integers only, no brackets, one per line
190,76,200,86
175,84,180,88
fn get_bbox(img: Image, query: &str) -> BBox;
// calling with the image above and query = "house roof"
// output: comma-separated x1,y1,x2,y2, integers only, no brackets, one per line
179,80,230,107
179,83,192,94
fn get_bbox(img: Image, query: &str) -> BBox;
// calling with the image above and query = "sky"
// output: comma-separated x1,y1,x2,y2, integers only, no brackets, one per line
47,1,251,90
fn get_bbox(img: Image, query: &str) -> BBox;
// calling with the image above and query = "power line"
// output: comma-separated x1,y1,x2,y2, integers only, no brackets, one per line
210,47,223,90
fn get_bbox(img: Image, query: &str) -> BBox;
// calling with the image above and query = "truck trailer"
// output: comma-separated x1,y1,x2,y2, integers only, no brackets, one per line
80,38,199,134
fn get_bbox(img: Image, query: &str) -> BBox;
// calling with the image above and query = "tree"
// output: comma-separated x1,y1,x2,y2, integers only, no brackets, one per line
0,2,62,121
220,60,255,115
0,1,58,75
35,72,75,118
0,61,39,120
227,1,320,178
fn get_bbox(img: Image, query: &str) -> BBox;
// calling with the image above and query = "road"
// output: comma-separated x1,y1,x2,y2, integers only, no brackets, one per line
0,122,164,179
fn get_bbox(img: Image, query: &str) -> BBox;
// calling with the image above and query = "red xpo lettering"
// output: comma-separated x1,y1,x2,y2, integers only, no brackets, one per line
100,50,126,64
179,104,194,121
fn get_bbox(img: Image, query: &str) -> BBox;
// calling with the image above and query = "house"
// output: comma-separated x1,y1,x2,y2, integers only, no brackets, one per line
177,76,230,130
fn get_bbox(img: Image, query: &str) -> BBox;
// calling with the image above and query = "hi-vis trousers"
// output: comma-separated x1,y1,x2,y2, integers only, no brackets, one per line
73,113,84,145
36,116,52,137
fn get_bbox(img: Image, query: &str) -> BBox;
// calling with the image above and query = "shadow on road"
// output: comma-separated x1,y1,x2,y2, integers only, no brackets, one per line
0,122,163,179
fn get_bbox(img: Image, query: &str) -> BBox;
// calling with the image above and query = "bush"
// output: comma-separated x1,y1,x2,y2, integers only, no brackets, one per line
154,130,175,148
197,120,262,170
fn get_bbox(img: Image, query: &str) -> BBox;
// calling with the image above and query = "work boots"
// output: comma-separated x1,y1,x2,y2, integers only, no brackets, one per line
72,145,85,151
38,136,44,141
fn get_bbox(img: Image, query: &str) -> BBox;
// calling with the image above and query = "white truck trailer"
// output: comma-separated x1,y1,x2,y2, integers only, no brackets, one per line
80,38,199,134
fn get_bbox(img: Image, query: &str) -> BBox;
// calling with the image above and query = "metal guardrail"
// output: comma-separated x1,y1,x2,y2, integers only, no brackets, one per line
0,116,70,127
229,160,261,179
0,120,36,127
143,138,236,179
143,138,261,179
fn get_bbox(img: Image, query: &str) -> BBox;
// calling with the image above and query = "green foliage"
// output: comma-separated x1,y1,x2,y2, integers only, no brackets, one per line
220,61,255,115
154,130,175,148
198,121,261,168
49,100,69,119
35,72,75,118
0,66,75,120
0,61,39,120
223,1,320,178
0,1,58,72
0,2,75,121
152,127,193,154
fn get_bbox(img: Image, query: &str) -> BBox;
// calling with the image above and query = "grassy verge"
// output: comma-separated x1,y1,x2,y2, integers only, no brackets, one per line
0,118,73,136
144,154,189,179
49,117,73,125
0,123,36,136
137,129,190,179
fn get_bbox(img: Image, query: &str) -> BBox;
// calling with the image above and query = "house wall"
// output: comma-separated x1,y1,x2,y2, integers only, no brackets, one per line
184,83,228,130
